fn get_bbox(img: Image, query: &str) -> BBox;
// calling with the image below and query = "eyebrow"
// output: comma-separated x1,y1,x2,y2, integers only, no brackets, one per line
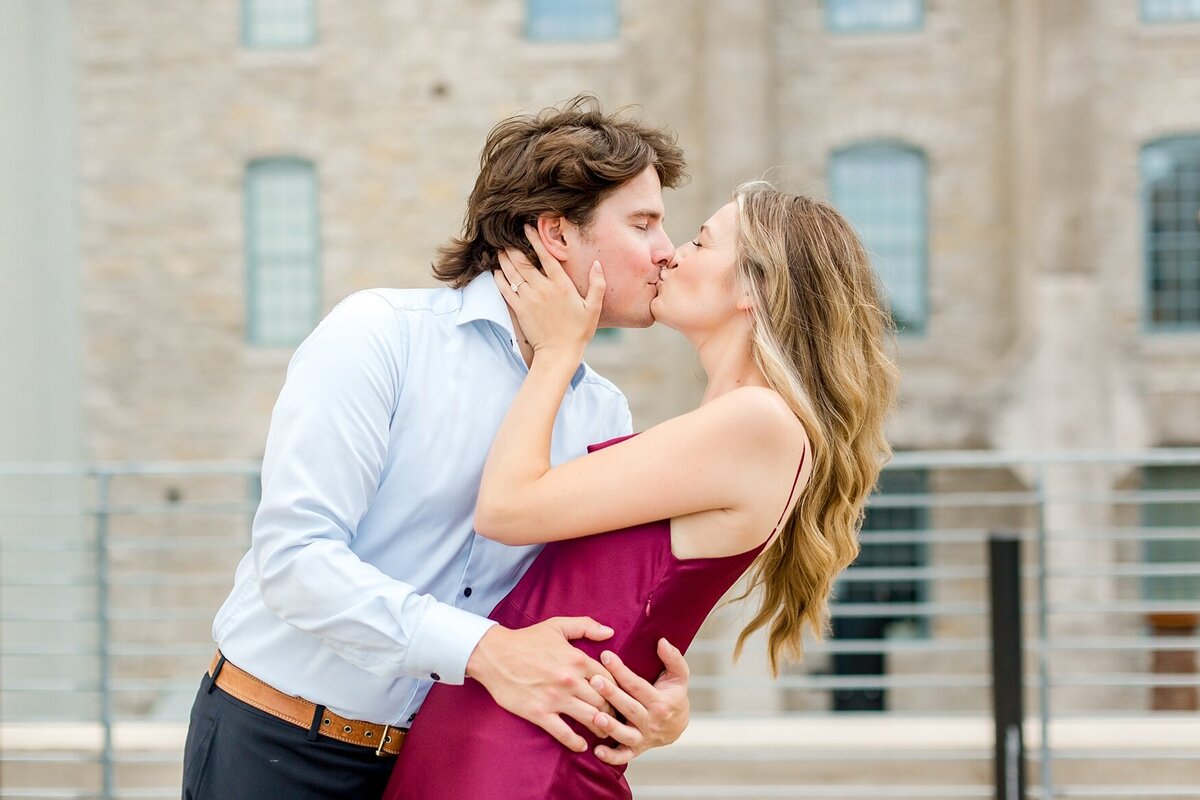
698,224,711,240
629,209,663,221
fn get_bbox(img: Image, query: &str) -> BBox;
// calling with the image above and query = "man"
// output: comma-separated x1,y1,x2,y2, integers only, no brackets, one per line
182,96,691,799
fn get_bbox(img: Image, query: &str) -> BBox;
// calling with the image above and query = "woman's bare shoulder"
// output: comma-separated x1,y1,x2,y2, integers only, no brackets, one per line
706,386,809,452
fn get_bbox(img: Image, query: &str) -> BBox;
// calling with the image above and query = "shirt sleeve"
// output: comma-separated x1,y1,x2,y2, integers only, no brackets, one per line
611,394,634,438
251,291,494,684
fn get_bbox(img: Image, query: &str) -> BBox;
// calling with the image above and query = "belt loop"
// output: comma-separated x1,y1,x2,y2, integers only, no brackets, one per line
206,654,227,694
307,705,326,742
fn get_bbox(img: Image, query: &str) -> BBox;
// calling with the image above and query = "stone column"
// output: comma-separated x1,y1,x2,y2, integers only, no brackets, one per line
0,0,85,718
994,1,1147,714
701,0,777,209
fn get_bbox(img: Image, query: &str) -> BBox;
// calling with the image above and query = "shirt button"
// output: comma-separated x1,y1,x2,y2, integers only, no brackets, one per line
408,713,416,723
463,587,472,597
430,672,440,681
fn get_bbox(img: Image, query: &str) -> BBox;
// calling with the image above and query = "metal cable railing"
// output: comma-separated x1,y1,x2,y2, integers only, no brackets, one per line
2,452,1199,800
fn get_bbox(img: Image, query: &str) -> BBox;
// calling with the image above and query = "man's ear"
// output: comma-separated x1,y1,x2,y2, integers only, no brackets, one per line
535,214,571,262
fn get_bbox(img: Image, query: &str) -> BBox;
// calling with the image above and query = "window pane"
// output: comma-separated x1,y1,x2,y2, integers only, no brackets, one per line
242,0,316,49
830,144,929,334
245,159,321,347
1141,137,1200,331
831,467,929,712
526,0,619,42
1141,465,1200,601
826,0,923,33
1141,0,1200,23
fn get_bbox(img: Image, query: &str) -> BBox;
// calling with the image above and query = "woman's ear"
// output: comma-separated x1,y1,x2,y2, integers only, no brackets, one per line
736,293,756,313
535,214,571,262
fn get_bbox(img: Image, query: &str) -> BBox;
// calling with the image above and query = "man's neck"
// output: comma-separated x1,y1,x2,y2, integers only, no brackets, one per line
505,302,537,367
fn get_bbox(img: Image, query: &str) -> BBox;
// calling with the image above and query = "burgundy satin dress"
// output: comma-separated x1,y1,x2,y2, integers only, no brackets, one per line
383,435,805,800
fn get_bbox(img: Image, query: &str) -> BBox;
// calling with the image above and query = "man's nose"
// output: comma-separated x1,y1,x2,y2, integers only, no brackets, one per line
652,231,675,267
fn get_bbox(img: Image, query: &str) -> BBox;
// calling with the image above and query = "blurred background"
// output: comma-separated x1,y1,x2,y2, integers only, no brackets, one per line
2,1,1199,798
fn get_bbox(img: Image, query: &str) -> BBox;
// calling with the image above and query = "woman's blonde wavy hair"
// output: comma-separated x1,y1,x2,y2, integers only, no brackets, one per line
729,182,900,674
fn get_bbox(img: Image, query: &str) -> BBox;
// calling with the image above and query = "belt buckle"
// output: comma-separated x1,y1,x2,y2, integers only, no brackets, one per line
375,724,390,757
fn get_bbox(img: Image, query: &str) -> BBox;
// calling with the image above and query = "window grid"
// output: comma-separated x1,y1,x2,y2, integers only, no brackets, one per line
242,0,316,49
1142,136,1200,330
1141,0,1200,23
830,143,929,334
526,0,619,42
842,468,930,608
1141,466,1200,602
245,159,321,347
831,467,929,712
825,0,923,33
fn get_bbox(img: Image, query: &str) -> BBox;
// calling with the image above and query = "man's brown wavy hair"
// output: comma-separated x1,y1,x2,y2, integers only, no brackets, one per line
433,95,688,287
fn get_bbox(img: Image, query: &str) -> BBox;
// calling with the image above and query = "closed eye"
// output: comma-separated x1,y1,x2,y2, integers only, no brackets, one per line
691,239,701,248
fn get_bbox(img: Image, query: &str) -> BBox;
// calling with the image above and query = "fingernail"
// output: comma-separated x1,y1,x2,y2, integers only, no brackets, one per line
601,651,612,665
592,260,602,271
590,675,605,690
596,713,610,728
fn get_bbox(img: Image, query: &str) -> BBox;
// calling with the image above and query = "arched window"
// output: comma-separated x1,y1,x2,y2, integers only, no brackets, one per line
1142,136,1200,331
526,0,618,42
244,158,321,347
830,143,929,335
241,0,316,49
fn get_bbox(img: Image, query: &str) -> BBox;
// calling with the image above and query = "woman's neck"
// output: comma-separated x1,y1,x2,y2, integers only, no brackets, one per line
694,319,769,405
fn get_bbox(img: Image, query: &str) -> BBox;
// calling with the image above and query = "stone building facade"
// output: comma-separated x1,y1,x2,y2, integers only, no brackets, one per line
56,0,1200,459
6,0,1200,721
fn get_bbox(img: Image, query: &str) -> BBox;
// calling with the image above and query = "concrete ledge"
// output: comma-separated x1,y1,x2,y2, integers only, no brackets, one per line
666,716,1200,753
2,716,1197,753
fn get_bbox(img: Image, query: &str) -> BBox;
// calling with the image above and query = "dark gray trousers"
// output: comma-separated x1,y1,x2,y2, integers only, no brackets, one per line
181,673,397,800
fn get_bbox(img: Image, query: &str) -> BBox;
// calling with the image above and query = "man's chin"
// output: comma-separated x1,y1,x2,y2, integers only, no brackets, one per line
599,317,654,331
599,305,656,330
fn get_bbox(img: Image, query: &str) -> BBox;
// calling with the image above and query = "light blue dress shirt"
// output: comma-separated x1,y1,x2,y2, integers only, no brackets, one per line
212,273,632,725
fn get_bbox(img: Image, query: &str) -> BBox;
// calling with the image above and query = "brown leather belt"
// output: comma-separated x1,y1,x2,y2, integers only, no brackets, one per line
208,652,406,756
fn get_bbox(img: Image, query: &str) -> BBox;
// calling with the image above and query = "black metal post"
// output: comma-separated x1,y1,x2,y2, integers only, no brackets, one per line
989,533,1026,800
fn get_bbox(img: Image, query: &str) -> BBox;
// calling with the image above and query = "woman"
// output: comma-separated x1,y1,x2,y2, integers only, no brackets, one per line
383,183,898,799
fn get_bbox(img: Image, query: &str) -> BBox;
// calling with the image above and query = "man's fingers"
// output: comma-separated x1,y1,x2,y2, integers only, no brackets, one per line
600,649,656,703
590,673,648,729
540,715,588,754
567,672,612,712
592,710,645,751
563,699,611,738
658,638,690,680
594,743,636,766
552,616,614,643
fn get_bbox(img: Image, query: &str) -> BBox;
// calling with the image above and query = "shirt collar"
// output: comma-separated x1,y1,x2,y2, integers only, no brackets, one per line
455,271,588,390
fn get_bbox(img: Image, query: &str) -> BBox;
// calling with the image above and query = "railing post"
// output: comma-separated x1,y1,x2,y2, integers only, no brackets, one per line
989,532,1026,800
95,470,114,800
1033,465,1052,799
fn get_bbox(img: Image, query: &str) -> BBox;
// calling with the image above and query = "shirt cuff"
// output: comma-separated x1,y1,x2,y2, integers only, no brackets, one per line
406,601,497,685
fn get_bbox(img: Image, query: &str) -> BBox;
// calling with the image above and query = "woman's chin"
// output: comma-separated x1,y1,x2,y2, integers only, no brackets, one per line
649,301,676,329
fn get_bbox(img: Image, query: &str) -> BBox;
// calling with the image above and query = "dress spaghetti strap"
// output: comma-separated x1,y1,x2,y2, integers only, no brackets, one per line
770,444,808,536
